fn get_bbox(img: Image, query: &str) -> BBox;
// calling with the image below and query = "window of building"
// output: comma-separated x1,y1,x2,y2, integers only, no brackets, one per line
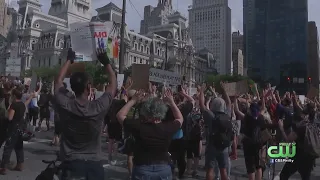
134,57,136,62
140,59,143,64
59,58,62,65
38,59,41,67
134,43,137,50
48,57,51,66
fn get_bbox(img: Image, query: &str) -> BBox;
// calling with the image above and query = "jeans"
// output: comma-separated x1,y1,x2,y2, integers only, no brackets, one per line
61,160,104,180
132,164,172,180
0,129,24,168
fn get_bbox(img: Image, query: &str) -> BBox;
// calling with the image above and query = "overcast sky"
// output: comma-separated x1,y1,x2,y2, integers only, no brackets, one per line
10,0,320,35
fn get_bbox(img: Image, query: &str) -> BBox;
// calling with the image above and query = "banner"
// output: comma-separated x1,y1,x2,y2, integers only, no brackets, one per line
149,68,182,86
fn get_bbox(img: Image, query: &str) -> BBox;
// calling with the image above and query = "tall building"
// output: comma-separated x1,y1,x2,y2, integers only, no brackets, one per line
189,0,232,75
140,0,173,35
232,31,244,75
0,0,12,37
307,22,319,89
245,0,308,94
243,0,255,68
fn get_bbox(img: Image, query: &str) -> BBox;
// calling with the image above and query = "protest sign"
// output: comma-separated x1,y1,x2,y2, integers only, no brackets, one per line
131,64,149,91
223,82,237,96
70,22,93,57
70,21,115,61
224,80,249,96
306,86,319,99
117,74,124,90
149,68,182,86
298,95,306,104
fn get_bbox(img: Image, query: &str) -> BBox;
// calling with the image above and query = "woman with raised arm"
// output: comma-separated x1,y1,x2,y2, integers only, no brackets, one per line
116,89,183,180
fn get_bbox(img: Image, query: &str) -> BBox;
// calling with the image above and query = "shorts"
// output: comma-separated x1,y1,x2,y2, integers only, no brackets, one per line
186,140,200,159
205,144,229,169
40,107,50,119
243,139,266,174
107,122,122,141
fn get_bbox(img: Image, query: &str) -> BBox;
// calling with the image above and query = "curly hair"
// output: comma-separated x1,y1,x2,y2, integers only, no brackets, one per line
140,97,168,120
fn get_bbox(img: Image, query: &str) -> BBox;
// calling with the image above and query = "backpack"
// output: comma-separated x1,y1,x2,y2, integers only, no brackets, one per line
210,112,234,150
186,113,202,140
251,115,272,147
300,121,320,158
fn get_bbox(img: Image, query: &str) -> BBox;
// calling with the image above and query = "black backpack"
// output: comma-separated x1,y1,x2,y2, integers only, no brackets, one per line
299,120,320,158
210,112,234,150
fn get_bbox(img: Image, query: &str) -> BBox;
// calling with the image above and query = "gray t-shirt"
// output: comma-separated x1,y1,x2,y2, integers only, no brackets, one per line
54,87,112,161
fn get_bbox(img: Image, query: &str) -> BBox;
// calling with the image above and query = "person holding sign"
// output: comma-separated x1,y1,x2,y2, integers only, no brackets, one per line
53,48,116,180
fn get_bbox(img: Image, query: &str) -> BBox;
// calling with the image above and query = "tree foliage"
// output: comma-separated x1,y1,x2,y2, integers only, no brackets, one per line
206,74,256,93
23,62,108,87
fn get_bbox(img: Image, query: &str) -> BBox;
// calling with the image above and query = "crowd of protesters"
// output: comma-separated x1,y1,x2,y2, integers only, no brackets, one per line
0,48,318,180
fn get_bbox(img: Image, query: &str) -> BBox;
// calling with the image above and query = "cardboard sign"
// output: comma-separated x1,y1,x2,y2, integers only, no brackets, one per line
306,86,318,99
131,64,149,91
224,80,249,96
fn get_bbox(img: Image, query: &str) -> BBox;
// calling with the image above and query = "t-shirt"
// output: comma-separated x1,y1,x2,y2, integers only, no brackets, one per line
8,101,26,130
123,118,181,165
54,87,112,161
30,92,39,108
105,99,126,124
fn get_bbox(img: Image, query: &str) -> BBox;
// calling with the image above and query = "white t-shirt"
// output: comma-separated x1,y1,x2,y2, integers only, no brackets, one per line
31,92,39,108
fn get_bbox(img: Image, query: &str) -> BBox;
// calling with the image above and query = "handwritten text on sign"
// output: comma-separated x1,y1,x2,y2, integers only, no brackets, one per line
149,68,182,85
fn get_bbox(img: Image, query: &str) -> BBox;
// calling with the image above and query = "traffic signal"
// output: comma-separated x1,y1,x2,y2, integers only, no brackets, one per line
308,77,312,83
287,77,290,83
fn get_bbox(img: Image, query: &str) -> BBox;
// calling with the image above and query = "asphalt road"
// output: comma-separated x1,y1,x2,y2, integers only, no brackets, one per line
0,124,319,180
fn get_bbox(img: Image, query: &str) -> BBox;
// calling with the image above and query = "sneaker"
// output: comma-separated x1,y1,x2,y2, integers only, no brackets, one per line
110,160,117,166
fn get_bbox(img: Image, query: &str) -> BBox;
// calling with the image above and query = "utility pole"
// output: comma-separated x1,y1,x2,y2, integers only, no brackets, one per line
119,0,126,74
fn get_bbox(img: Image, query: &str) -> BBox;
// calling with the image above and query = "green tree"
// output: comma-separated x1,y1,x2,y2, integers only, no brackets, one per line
206,74,255,93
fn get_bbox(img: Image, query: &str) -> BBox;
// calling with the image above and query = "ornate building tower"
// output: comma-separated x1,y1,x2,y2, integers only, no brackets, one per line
48,0,92,24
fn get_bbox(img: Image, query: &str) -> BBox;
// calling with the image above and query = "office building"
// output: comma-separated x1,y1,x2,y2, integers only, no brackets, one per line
307,21,320,89
232,31,244,75
189,0,232,75
245,0,308,94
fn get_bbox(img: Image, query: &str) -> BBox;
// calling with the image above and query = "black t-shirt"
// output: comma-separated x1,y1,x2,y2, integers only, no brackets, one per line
123,118,181,165
8,101,26,129
38,93,52,108
105,99,126,124
243,114,267,138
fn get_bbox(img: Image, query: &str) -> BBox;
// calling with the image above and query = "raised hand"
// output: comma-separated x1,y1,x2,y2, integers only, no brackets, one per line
67,48,76,64
96,48,110,65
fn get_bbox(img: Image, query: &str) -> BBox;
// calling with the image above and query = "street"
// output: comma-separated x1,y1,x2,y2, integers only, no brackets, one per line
0,125,320,180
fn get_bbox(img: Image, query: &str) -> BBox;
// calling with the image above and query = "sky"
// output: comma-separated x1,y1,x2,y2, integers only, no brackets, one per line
9,0,320,35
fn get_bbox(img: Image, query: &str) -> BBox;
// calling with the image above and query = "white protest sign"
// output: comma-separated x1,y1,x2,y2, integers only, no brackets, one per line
117,74,124,89
149,68,181,86
70,21,115,61
70,22,93,57
189,88,197,96
298,95,306,104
